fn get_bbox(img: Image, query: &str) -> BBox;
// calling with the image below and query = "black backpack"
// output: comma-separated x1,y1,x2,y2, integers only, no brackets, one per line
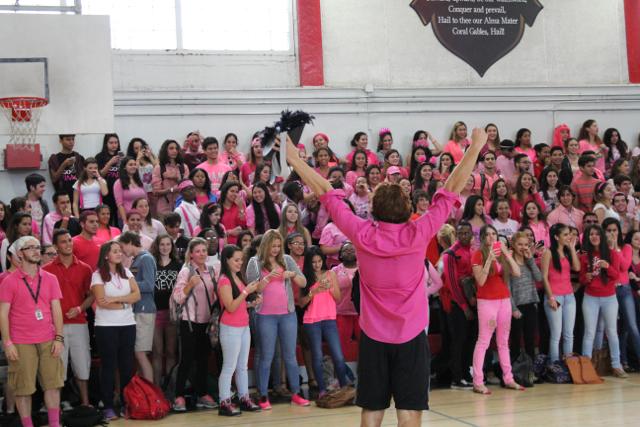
61,406,107,427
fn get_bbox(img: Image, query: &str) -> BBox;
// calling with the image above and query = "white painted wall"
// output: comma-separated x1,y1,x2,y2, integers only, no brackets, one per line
322,0,629,87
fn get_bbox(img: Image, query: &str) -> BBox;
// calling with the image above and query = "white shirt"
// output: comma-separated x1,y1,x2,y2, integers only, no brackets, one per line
76,180,102,209
91,269,136,326
174,201,201,238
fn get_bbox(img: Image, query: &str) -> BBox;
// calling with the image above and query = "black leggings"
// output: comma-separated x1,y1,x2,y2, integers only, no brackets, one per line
95,325,136,410
176,321,210,397
509,302,538,361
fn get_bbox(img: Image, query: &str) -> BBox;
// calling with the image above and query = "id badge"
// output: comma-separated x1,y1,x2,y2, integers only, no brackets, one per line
35,308,44,321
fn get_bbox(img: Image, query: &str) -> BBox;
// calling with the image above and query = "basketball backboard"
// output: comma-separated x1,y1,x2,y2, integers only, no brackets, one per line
0,13,114,136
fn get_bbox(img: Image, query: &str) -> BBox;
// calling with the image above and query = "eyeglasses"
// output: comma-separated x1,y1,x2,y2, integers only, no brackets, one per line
21,245,41,252
44,252,57,256
290,242,305,246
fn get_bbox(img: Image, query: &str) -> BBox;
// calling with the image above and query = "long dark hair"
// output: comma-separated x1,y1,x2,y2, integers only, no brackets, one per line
0,200,8,231
602,217,624,248
490,178,511,203
158,139,186,181
603,128,628,163
549,223,574,272
219,181,241,219
77,157,99,185
189,168,213,197
199,202,225,238
412,162,434,191
521,201,546,227
219,244,243,299
97,241,128,283
408,145,432,180
515,128,531,148
461,195,486,222
251,182,280,234
6,212,32,243
301,245,327,297
118,156,143,189
253,163,272,185
350,149,368,171
539,167,559,201
126,137,150,160
100,133,120,156
581,224,610,282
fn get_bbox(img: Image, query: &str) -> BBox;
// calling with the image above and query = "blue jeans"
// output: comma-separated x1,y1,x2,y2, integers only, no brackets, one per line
544,294,576,362
304,320,348,392
218,324,251,401
582,294,622,369
249,309,282,392
257,312,300,396
617,285,640,365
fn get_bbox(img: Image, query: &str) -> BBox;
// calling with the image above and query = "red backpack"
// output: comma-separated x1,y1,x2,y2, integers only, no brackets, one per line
124,375,171,420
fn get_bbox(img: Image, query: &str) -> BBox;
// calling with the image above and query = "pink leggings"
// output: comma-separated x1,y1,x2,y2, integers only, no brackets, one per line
472,298,514,386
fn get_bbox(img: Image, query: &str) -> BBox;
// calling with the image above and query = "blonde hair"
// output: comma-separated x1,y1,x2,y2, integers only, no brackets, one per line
183,237,208,268
449,121,467,142
257,229,285,271
437,224,456,250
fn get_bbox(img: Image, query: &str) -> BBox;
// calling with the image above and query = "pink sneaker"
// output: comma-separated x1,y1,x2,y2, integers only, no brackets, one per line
258,396,272,410
173,396,187,412
291,394,310,407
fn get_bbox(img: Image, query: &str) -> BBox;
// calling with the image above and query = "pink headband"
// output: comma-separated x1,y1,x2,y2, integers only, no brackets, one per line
379,127,391,136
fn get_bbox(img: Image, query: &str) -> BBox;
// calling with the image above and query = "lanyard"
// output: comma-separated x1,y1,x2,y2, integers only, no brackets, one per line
22,274,42,305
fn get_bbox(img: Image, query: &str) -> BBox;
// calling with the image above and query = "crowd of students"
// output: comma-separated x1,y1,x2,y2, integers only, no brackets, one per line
0,119,638,425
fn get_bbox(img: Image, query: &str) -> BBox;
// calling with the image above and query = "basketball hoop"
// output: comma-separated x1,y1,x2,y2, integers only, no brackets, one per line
0,96,48,146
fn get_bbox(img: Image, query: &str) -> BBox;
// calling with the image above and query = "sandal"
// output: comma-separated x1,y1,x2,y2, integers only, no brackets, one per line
472,385,492,395
504,382,525,391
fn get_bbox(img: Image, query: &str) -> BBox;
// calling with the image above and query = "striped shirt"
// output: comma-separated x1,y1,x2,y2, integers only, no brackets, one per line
570,175,601,211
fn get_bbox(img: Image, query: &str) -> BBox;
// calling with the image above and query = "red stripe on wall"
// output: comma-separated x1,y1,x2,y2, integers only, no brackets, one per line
625,0,640,83
297,0,324,86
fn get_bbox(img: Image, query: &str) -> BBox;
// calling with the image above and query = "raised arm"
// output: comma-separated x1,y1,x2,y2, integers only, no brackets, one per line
443,128,486,194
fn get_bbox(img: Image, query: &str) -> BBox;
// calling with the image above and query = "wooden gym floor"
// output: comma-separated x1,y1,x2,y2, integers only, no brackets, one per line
114,374,640,426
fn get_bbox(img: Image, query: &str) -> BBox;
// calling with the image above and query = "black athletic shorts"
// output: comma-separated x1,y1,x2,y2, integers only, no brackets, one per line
356,330,430,411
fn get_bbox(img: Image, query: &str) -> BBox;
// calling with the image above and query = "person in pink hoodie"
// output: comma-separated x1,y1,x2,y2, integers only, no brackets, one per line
285,126,485,427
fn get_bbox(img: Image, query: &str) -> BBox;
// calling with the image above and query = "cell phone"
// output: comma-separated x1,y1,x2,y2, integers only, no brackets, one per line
492,241,502,257
117,151,124,157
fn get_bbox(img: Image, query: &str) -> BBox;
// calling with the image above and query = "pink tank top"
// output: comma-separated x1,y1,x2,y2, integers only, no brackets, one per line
259,268,288,315
303,281,337,324
547,256,573,296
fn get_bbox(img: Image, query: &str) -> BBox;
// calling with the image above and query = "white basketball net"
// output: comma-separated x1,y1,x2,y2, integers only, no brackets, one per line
0,97,48,149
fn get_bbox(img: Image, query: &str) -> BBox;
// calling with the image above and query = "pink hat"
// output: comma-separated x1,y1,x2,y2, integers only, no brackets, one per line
387,166,401,175
177,180,195,192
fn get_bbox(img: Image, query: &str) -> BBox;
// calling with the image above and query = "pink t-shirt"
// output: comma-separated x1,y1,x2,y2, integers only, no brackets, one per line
259,267,288,315
319,222,348,268
332,264,358,316
196,160,232,192
113,180,147,214
318,187,459,344
240,162,257,186
303,281,337,323
94,227,121,246
218,275,249,327
547,256,573,296
0,268,62,344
